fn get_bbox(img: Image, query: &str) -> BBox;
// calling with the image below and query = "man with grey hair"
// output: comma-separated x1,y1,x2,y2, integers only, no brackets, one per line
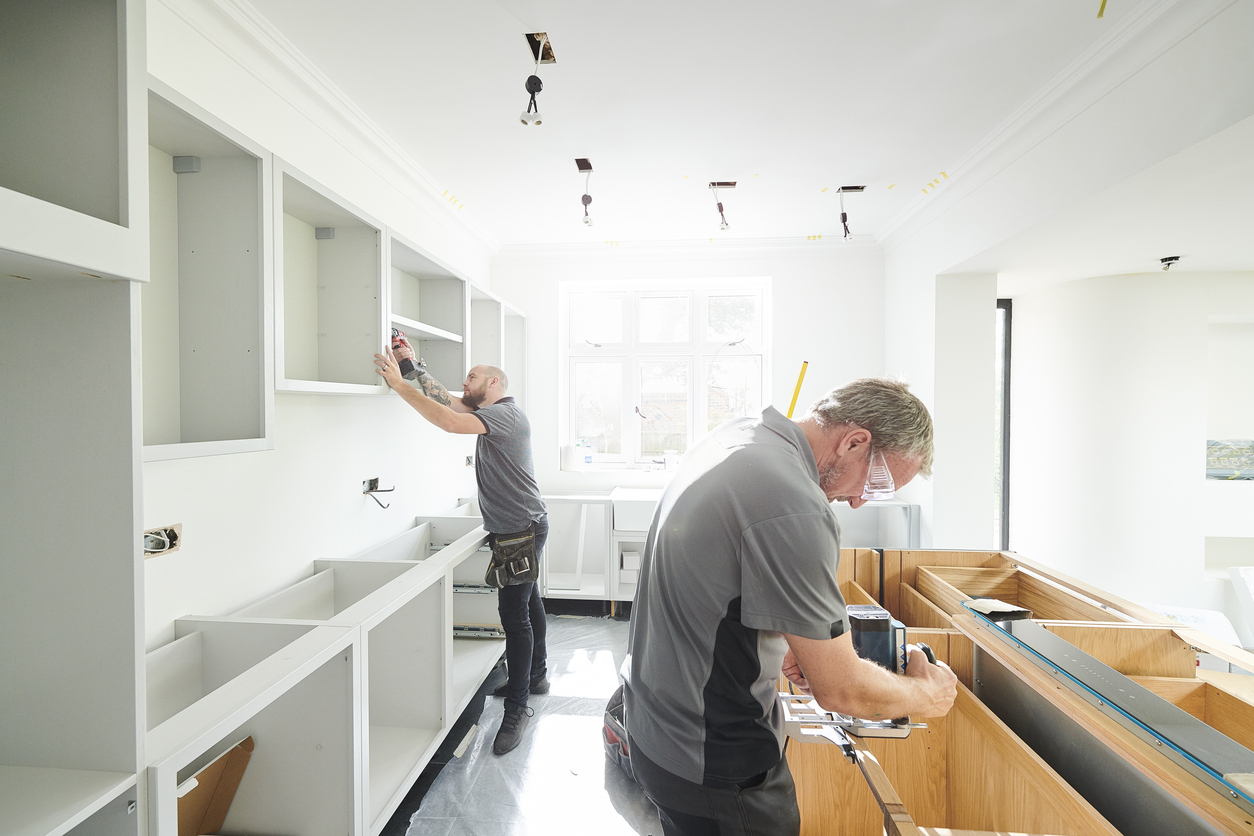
625,378,956,836
376,351,548,756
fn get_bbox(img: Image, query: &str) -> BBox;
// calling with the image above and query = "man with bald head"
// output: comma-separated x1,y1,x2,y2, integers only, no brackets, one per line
376,351,548,756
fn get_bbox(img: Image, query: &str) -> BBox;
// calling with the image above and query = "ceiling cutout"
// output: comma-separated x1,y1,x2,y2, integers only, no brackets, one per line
526,33,555,63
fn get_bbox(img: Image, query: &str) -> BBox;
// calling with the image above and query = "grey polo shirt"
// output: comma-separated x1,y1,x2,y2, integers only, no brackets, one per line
471,397,546,534
624,406,847,785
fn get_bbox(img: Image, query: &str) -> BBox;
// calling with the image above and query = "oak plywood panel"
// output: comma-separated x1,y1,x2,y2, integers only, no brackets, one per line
945,687,1119,836
1041,624,1195,679
916,569,971,617
1017,575,1110,622
900,585,956,630
1132,676,1208,719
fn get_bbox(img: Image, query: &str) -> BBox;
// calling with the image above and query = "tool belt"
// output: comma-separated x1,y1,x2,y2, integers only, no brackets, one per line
484,523,540,588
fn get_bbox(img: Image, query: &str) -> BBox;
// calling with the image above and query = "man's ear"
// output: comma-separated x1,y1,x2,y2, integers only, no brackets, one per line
837,426,871,456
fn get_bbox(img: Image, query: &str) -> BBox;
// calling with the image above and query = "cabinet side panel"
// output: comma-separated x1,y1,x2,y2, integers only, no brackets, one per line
283,213,320,381
144,146,182,444
178,156,262,442
0,279,140,771
318,227,379,386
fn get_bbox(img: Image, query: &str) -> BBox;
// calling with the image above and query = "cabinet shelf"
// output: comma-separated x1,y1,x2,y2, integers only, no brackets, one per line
368,726,441,828
451,637,507,718
0,766,135,836
390,313,462,344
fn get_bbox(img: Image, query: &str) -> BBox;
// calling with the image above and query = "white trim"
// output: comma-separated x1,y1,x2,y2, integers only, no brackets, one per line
880,0,1236,248
154,0,499,254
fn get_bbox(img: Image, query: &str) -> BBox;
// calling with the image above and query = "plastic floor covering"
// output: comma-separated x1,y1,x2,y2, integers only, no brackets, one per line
383,607,662,836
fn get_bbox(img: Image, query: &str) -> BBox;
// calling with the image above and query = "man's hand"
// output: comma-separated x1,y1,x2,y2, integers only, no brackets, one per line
375,347,405,391
784,632,958,720
781,649,812,696
903,644,958,717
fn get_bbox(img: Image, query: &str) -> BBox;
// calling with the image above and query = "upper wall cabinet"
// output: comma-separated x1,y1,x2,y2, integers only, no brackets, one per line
470,287,527,406
388,235,467,392
470,286,503,369
0,0,149,283
144,87,273,460
276,161,384,394
503,303,528,410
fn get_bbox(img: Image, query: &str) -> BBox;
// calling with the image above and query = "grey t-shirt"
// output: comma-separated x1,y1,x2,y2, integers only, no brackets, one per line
471,397,546,533
624,406,847,785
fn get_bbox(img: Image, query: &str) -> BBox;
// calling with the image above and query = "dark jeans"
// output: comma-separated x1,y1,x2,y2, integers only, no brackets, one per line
630,740,801,836
496,515,548,707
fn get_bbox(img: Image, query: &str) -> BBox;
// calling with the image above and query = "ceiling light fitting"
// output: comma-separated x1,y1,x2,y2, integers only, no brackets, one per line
836,185,865,239
520,34,549,126
709,181,735,231
1161,255,1181,271
576,158,593,226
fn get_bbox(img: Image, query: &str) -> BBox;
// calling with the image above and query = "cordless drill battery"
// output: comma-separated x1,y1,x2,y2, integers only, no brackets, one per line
847,604,908,674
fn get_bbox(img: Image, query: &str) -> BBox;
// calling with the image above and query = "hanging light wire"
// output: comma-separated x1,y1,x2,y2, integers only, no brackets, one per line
712,184,729,230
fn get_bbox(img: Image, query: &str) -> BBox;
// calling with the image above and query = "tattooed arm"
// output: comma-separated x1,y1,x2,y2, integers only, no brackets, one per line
415,368,474,413
376,350,484,434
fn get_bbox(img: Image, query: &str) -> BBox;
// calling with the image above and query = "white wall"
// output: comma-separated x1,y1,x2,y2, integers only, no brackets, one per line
490,242,885,494
140,2,489,647
883,1,1254,548
934,273,998,549
1010,272,1254,641
1208,322,1254,439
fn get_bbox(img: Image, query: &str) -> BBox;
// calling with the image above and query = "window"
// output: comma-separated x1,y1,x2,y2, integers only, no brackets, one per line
561,279,771,466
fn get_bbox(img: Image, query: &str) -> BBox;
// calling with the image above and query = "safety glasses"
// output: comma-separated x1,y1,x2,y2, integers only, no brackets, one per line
861,449,896,501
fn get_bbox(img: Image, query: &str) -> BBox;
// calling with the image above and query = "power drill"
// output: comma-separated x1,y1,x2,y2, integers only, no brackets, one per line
847,603,935,672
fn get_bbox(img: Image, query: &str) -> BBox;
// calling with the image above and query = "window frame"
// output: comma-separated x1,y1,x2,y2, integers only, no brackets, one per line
560,278,771,468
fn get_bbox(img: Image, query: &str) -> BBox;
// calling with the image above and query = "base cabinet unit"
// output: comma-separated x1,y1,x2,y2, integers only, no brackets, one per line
540,495,612,600
793,548,1254,836
139,518,497,836
146,626,358,836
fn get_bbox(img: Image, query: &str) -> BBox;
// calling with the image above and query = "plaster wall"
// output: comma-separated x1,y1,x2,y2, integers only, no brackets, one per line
883,0,1254,549
141,2,483,647
1010,272,1254,642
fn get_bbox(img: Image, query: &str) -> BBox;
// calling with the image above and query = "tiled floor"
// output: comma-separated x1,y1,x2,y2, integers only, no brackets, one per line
394,614,662,836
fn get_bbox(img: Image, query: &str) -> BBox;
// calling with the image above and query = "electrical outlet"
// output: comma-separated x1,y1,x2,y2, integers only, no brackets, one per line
143,523,182,558
466,456,474,467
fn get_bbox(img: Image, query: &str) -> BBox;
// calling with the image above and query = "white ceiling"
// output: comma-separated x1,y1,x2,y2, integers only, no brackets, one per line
960,112,1254,295
246,0,1143,247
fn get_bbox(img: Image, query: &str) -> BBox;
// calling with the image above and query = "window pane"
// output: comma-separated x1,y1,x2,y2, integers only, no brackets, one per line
639,360,689,456
706,356,762,430
706,295,759,345
638,295,690,343
570,292,623,347
574,361,622,454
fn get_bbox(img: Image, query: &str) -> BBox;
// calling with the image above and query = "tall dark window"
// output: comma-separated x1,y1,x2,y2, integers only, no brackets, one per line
994,299,1012,550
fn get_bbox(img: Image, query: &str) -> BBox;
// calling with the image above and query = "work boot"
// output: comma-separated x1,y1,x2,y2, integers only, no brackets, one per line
493,703,534,755
492,673,550,697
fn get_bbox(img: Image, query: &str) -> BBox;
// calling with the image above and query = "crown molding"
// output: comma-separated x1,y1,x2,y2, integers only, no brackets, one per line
156,0,501,254
494,234,881,261
879,0,1235,250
